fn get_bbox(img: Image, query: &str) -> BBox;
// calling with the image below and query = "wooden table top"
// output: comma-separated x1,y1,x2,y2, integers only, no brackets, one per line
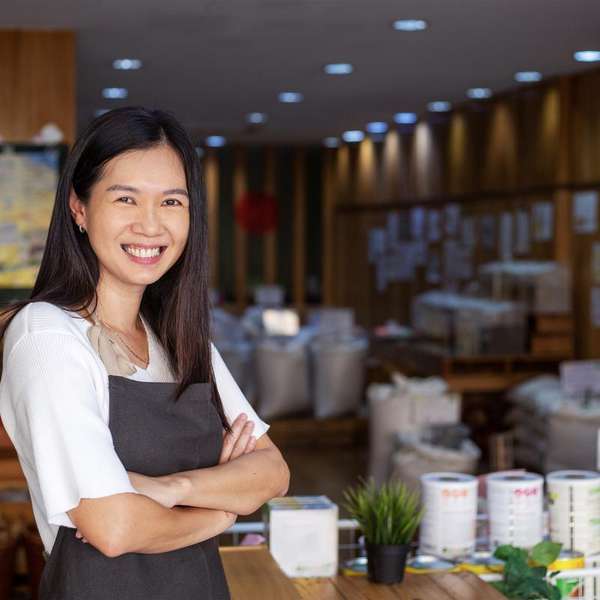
220,546,506,600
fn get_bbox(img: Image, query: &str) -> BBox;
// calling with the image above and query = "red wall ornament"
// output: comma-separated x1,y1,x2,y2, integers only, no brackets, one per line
235,192,278,234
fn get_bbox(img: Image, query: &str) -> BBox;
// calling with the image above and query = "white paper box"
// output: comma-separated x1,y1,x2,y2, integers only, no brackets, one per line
265,496,338,577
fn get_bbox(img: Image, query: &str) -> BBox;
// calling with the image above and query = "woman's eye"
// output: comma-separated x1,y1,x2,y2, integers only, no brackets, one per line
117,196,135,204
163,198,183,206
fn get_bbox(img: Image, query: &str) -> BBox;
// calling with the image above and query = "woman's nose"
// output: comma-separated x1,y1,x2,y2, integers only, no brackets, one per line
133,205,163,235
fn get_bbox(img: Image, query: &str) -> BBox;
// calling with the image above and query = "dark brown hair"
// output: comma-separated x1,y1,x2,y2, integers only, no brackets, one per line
0,106,230,431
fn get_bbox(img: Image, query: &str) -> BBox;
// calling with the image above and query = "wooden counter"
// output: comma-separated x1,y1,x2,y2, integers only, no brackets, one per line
220,546,505,600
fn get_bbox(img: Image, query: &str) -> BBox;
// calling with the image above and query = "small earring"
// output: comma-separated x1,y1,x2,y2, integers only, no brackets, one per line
78,224,86,234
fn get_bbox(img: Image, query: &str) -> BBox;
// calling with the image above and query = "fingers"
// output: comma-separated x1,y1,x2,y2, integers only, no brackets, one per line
244,435,257,454
219,413,248,463
229,420,255,461
75,529,88,543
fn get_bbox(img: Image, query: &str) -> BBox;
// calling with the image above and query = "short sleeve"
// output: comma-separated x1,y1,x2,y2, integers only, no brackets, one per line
211,343,270,438
5,332,139,528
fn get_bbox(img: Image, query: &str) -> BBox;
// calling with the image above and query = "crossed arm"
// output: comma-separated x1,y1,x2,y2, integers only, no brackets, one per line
68,414,290,557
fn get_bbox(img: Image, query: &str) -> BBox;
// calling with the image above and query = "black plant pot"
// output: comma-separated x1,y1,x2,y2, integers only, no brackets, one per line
365,542,410,584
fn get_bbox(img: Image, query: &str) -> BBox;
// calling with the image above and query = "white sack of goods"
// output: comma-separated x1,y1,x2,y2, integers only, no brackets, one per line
367,375,461,485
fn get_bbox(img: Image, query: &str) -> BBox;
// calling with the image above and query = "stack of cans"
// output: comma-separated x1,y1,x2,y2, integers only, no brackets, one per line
419,472,478,559
547,470,600,556
487,472,544,549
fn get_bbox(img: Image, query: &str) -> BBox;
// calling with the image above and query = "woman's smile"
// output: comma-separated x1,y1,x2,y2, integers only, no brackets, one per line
121,243,168,265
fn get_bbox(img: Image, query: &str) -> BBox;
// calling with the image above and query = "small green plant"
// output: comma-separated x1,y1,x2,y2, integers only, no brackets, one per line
343,478,423,546
491,540,563,600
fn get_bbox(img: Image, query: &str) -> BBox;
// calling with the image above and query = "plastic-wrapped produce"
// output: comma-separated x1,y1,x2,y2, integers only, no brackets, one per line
412,291,526,355
479,261,571,314
310,330,368,419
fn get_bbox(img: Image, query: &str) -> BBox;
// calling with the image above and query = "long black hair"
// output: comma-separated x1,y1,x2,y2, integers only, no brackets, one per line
0,106,230,430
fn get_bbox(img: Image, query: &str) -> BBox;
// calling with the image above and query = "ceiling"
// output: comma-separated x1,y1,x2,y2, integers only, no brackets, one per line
3,0,600,145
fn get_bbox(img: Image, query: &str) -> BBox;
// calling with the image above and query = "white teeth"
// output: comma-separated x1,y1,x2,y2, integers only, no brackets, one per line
123,245,162,258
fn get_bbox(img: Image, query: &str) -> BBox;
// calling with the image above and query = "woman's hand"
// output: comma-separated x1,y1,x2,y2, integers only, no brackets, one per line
219,413,257,464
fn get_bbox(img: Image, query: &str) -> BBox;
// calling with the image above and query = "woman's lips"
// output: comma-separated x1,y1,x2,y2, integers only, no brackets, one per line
121,244,167,265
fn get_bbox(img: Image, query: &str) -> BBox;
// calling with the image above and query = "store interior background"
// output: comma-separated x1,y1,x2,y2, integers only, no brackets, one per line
2,0,600,523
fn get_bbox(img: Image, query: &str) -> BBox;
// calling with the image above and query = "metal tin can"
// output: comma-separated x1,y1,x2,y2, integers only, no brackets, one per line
548,550,585,598
456,551,505,574
406,554,458,574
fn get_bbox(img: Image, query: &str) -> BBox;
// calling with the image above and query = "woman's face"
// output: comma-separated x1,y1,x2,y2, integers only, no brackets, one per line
71,144,190,289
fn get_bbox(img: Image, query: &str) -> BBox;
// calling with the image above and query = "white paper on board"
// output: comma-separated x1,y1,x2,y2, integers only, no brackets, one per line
445,204,461,237
592,287,600,328
499,212,513,261
410,206,426,240
515,209,531,255
428,209,442,242
532,201,554,242
368,228,386,264
573,190,598,234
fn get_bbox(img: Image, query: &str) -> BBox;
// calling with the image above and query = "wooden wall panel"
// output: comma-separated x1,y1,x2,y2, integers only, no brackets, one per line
205,150,219,289
233,147,248,307
0,31,75,144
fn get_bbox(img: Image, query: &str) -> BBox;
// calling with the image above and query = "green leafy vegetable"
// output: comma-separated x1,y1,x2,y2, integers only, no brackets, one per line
491,541,563,600
342,477,423,545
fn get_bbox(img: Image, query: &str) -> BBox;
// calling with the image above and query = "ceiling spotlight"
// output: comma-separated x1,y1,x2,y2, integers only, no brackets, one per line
102,87,128,99
514,71,542,83
112,58,142,70
323,137,340,148
574,50,600,63
394,112,418,125
206,136,226,148
393,19,428,31
324,63,354,75
342,130,364,143
427,101,451,112
246,112,268,124
278,92,304,103
366,122,389,134
467,87,492,99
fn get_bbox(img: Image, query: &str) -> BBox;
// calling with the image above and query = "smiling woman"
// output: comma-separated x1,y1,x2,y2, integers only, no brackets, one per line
0,106,289,600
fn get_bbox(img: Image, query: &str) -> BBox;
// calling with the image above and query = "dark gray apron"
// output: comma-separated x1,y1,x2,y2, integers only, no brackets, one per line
39,375,231,600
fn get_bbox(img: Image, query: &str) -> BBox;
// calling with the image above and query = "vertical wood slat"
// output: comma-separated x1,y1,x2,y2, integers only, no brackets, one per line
233,147,248,308
321,149,335,304
204,150,219,290
292,150,306,308
0,31,75,144
263,147,277,284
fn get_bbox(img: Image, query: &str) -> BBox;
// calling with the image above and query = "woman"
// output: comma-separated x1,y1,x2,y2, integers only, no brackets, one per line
0,106,290,599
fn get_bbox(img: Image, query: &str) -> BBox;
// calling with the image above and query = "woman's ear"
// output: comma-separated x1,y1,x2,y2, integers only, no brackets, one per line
68,187,87,227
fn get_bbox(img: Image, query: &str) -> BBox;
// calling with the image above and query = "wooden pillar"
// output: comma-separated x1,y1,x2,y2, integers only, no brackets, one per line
0,31,75,144
292,149,306,309
263,147,277,284
233,147,248,308
204,150,219,290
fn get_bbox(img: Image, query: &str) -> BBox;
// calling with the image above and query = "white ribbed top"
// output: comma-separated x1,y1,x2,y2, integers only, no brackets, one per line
0,301,269,554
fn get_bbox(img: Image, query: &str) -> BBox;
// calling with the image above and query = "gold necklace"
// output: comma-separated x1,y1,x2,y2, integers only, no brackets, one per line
98,316,149,367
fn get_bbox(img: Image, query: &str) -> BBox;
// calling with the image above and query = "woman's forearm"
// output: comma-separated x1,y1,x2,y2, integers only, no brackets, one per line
74,493,235,557
171,448,290,515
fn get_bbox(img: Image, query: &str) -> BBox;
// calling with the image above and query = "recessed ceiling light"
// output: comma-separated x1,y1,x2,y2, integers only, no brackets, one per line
393,19,428,31
323,137,340,148
246,112,268,124
278,92,304,103
514,71,542,83
342,130,364,143
324,63,354,75
394,112,418,125
427,101,451,112
206,136,226,148
112,58,142,70
467,87,492,99
366,122,389,134
574,50,600,63
102,87,128,99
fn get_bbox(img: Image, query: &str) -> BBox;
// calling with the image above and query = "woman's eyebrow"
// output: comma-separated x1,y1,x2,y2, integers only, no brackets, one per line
106,184,189,197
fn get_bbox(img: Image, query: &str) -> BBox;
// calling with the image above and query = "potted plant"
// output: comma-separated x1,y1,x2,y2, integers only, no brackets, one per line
343,478,423,584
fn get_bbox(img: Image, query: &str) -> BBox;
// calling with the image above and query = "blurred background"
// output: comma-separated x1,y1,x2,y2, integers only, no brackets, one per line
2,0,600,595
